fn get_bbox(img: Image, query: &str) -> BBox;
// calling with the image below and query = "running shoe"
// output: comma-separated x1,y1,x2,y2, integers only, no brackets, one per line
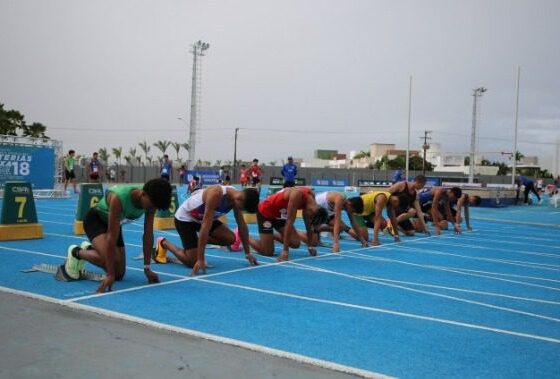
64,245,81,280
230,228,242,251
153,237,168,263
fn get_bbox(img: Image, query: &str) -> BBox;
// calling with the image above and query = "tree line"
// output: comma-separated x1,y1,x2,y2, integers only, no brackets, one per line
0,103,48,138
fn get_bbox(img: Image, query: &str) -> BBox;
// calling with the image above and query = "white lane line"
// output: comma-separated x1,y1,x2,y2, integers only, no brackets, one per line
455,235,560,250
416,240,560,259
195,278,560,344
65,250,339,303
344,252,560,291
359,276,560,305
388,245,560,271
280,261,560,323
0,286,388,379
471,216,560,229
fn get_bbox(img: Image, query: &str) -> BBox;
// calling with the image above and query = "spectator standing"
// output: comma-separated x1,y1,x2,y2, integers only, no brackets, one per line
160,155,173,182
87,152,103,183
239,164,249,187
281,156,298,187
249,158,263,192
63,149,78,193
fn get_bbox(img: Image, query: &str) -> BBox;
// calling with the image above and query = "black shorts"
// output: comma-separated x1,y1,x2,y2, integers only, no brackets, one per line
398,219,414,231
251,177,261,185
161,174,170,181
175,218,223,250
257,211,286,234
437,204,457,219
83,208,124,247
65,170,75,180
420,202,432,214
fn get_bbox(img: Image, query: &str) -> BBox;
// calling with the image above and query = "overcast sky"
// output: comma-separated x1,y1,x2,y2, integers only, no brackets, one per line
1,0,559,169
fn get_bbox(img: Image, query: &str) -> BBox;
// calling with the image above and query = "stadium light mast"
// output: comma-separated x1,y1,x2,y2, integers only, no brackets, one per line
188,40,210,170
512,66,520,185
469,86,487,184
406,76,412,180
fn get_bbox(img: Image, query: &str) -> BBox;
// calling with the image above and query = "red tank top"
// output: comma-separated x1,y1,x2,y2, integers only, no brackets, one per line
259,187,313,219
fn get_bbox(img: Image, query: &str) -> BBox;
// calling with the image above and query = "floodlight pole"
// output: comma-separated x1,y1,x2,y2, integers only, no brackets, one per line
512,66,520,185
233,127,239,183
406,76,412,180
469,87,486,184
188,40,210,170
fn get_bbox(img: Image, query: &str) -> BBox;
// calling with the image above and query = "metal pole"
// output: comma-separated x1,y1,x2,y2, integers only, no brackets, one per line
406,76,412,180
233,127,239,183
469,90,478,184
188,45,198,170
512,66,520,185
422,130,430,176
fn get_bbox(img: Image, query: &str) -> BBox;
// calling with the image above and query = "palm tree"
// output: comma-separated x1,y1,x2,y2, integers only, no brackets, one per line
128,147,138,163
22,122,48,138
112,147,123,182
0,105,24,135
170,142,182,162
138,141,151,164
153,140,171,160
98,148,110,165
112,147,123,164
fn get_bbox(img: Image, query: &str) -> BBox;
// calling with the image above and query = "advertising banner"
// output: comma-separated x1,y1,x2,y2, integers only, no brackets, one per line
185,170,220,185
0,144,55,189
312,178,349,186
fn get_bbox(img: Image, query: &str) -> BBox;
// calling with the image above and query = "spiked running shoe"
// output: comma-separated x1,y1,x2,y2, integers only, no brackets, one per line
229,228,242,251
153,237,168,263
64,245,81,280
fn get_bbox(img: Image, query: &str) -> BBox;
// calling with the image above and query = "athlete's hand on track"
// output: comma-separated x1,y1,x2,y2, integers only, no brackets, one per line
96,274,114,293
277,249,289,262
245,253,258,266
308,247,317,256
191,259,207,276
332,242,340,253
454,223,462,234
144,268,160,284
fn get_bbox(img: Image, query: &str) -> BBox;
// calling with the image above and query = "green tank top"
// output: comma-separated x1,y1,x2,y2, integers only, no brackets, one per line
96,185,145,223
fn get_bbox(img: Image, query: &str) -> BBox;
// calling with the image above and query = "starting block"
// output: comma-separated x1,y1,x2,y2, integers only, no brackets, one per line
0,181,43,241
74,183,104,234
154,185,179,230
21,263,104,282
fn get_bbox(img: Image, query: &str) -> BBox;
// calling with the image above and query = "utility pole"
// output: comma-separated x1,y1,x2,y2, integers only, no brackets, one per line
233,127,239,183
421,130,432,176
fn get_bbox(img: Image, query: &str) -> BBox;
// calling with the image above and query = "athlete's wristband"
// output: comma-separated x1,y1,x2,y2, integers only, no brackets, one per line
143,264,150,270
